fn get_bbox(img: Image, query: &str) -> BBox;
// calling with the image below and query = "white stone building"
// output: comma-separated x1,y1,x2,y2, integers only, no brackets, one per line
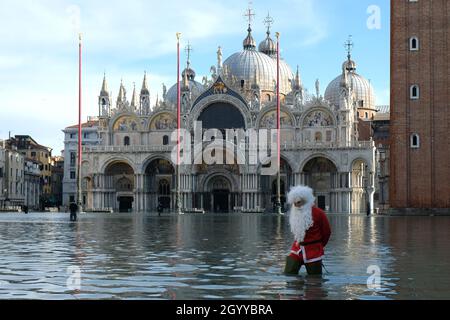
74,19,378,214
24,159,41,210
62,119,100,207
0,141,6,208
3,144,25,209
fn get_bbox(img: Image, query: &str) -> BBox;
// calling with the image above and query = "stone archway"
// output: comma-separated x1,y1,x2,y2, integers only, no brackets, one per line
82,177,93,211
351,158,372,214
198,102,246,130
104,161,135,212
259,157,293,212
302,157,338,211
206,175,232,213
144,158,175,212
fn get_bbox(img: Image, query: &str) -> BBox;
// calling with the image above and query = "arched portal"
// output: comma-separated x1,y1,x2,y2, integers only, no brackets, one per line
260,157,293,212
144,158,175,212
104,161,135,213
351,159,371,214
82,177,93,210
197,102,246,130
206,175,232,213
302,157,338,211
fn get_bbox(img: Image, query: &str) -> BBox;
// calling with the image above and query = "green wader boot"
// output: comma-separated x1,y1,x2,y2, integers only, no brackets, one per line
305,261,323,275
284,256,301,275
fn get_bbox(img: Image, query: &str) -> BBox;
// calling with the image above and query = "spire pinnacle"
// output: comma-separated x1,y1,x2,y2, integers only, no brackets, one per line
131,82,139,107
141,71,149,94
101,73,109,95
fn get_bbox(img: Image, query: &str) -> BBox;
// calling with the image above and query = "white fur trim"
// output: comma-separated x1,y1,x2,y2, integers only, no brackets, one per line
287,185,315,205
301,246,323,264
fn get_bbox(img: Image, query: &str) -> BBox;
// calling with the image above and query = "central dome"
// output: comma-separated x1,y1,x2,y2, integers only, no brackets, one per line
224,49,294,95
223,23,295,95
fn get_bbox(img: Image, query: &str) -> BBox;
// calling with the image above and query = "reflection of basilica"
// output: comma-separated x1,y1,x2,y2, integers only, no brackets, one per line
72,11,377,214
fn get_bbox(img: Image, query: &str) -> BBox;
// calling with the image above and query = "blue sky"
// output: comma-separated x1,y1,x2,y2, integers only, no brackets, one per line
0,0,390,154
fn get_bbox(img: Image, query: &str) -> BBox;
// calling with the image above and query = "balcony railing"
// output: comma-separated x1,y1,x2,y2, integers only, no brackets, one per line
82,140,375,154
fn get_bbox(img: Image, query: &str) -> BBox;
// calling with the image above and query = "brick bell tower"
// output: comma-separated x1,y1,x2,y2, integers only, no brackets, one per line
390,0,450,214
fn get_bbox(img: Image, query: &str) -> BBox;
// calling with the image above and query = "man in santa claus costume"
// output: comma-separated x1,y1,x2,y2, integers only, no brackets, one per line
284,185,332,276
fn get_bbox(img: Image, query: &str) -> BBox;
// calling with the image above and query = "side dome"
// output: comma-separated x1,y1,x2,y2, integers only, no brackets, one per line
258,35,276,57
166,79,204,105
325,60,375,110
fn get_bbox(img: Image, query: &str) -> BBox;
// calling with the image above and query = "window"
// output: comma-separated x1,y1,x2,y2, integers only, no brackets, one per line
163,135,169,146
411,134,420,148
70,171,76,180
31,152,36,157
84,132,89,139
410,37,419,51
70,152,76,167
410,85,420,99
69,195,75,203
124,136,130,146
266,94,271,102
365,112,369,119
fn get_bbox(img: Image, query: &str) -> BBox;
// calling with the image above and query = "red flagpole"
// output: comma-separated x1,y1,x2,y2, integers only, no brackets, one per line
176,33,182,214
276,32,282,214
77,33,83,210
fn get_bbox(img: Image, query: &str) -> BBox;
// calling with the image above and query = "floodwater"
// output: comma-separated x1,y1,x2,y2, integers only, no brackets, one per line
0,212,449,300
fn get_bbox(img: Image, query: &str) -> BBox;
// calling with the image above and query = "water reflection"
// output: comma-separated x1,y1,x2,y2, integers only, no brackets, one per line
0,213,449,299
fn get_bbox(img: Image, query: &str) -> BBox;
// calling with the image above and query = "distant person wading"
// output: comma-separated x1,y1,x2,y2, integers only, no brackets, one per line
69,202,78,222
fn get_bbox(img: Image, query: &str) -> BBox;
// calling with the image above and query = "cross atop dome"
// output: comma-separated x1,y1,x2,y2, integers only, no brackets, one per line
185,41,193,68
263,12,274,34
344,35,354,60
242,1,256,50
244,1,256,29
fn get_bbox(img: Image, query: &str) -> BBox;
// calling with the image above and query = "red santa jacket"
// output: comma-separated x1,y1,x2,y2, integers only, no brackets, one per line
289,206,331,264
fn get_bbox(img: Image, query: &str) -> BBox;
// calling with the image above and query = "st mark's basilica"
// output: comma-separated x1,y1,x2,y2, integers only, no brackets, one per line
75,13,378,214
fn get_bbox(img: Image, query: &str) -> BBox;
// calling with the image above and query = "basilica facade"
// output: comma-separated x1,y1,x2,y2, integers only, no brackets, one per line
78,21,377,214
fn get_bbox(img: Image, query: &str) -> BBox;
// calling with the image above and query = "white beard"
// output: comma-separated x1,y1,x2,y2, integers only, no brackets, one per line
289,204,314,243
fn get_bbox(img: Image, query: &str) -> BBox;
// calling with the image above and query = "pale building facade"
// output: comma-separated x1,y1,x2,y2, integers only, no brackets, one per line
0,141,6,208
3,145,25,209
62,119,100,207
24,159,41,210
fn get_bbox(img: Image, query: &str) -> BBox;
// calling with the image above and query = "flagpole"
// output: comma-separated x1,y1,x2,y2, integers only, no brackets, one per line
276,32,282,215
77,33,83,213
176,32,183,215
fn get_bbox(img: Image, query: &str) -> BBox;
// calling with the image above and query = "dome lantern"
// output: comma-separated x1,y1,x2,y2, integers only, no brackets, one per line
259,13,277,57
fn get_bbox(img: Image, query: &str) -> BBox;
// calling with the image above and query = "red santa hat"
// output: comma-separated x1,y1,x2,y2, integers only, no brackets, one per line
287,185,315,206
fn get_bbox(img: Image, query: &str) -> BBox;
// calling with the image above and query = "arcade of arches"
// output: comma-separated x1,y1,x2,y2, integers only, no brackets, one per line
86,155,373,214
